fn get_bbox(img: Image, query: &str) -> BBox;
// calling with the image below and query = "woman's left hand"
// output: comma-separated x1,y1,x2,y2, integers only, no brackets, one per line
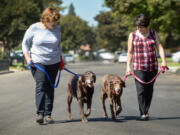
161,62,169,73
59,56,65,70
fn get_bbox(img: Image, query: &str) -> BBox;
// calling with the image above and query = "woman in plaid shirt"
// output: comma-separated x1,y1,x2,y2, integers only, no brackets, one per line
126,13,167,120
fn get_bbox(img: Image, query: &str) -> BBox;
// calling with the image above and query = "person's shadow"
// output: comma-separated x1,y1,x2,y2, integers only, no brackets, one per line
52,115,180,124
120,115,180,121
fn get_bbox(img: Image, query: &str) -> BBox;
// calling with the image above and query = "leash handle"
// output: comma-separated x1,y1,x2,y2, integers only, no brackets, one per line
160,65,169,73
26,62,61,88
124,66,169,84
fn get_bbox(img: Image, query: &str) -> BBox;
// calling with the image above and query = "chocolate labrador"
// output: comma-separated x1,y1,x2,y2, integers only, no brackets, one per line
101,74,125,120
67,71,96,123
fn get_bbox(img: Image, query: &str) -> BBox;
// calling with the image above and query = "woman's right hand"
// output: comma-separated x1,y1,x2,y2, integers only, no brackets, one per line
26,57,32,64
125,67,132,76
24,52,34,66
26,57,34,67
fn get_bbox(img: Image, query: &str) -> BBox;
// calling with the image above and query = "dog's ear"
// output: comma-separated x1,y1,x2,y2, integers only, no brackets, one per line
108,79,113,89
78,76,85,86
121,80,126,88
80,75,85,83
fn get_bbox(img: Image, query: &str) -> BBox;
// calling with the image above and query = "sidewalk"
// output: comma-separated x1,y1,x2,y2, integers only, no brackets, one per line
168,66,180,74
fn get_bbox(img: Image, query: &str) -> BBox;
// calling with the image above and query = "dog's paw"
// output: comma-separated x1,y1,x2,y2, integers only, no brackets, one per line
103,113,108,118
82,117,88,123
68,114,72,120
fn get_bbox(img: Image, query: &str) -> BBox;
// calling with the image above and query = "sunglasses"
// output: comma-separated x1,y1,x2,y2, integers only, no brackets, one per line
138,26,147,28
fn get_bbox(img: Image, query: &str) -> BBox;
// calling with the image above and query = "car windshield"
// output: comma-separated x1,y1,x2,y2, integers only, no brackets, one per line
121,53,127,56
65,55,72,57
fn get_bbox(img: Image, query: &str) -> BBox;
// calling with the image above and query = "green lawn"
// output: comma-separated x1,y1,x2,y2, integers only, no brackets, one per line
10,58,180,71
10,62,27,71
158,58,180,67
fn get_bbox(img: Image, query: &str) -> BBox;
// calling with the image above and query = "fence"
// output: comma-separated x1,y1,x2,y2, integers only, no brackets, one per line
0,59,9,73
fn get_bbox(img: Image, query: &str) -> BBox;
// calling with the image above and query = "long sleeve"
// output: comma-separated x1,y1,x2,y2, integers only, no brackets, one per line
58,27,63,57
22,25,34,53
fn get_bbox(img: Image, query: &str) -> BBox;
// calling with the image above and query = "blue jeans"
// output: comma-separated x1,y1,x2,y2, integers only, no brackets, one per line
31,62,59,116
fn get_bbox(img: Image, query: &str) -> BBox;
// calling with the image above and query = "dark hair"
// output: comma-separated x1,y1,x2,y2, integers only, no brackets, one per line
135,13,150,27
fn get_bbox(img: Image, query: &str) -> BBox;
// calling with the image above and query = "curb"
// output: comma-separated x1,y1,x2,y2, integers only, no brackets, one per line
168,67,180,74
0,71,14,75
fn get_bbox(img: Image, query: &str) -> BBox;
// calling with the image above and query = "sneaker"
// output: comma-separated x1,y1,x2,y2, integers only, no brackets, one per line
145,114,149,120
44,115,54,124
36,115,44,124
140,114,146,121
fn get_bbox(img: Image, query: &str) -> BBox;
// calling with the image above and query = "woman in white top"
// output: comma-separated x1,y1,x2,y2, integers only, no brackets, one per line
22,7,64,124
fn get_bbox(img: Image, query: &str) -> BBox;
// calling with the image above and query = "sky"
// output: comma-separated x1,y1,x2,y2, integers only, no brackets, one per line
61,0,109,26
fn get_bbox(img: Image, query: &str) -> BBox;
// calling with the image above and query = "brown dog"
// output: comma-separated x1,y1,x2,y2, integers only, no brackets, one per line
67,71,96,123
101,74,125,120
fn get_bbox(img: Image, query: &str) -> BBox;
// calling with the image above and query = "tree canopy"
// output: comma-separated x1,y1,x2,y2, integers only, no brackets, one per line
104,0,180,49
59,4,96,53
0,0,63,60
95,11,128,52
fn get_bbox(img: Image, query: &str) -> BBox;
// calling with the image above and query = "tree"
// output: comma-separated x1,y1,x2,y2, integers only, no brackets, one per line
68,3,76,16
60,15,95,52
104,0,180,49
32,0,63,12
95,11,128,52
0,0,41,62
59,5,95,53
0,0,63,63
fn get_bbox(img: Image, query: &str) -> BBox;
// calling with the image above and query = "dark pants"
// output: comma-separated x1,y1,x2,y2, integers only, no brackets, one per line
31,62,59,116
134,70,157,115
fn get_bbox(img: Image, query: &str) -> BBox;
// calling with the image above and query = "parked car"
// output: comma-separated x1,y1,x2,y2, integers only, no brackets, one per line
10,50,24,64
171,51,180,62
63,54,75,63
114,51,122,62
118,53,127,63
156,52,171,58
98,52,115,60
14,50,24,57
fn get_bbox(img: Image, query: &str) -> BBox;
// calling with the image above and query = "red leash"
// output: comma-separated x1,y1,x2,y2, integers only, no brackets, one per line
124,66,169,84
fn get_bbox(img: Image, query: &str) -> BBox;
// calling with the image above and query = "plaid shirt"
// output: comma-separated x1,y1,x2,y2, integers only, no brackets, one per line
132,29,158,71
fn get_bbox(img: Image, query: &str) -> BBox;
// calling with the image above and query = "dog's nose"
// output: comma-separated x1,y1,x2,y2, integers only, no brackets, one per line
115,88,121,94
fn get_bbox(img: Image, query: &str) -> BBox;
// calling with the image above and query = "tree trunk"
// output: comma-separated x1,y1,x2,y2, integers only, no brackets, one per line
0,42,4,59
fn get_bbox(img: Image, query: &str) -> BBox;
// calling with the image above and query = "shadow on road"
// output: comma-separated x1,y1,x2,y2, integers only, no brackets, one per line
53,117,125,124
121,115,139,121
35,116,180,125
121,115,180,121
150,116,180,121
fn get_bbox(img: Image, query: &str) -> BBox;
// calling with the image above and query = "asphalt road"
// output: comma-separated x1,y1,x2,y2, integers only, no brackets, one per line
0,61,180,135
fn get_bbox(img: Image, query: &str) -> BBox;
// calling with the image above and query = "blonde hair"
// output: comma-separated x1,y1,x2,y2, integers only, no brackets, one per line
40,7,60,23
